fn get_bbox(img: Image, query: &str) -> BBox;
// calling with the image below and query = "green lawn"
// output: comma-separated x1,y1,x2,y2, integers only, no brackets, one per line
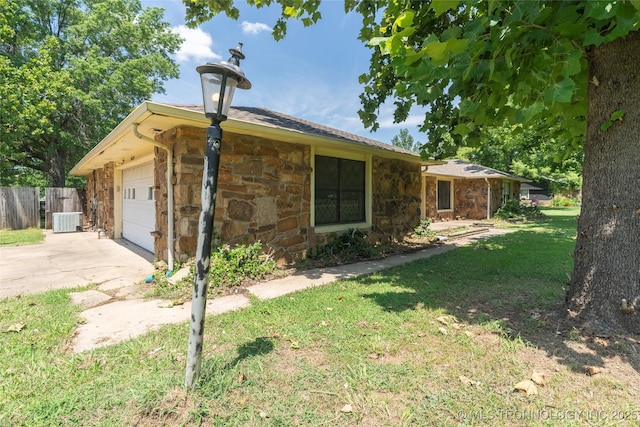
0,227,45,246
2,208,639,426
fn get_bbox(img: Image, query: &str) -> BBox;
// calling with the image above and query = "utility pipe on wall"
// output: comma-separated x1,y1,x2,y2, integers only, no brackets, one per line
132,124,175,272
485,178,491,220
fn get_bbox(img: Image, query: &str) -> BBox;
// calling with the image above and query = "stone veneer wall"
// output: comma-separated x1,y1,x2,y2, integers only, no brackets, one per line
155,126,312,264
85,163,115,237
152,126,423,263
424,176,521,221
370,157,422,242
453,178,490,220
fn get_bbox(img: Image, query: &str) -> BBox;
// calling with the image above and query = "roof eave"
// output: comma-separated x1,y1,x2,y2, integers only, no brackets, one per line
72,102,443,175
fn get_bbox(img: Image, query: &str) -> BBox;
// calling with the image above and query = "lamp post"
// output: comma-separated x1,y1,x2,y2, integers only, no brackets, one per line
185,43,251,389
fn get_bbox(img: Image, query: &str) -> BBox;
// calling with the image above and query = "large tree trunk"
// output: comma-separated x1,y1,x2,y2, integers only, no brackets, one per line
567,31,640,335
47,146,67,187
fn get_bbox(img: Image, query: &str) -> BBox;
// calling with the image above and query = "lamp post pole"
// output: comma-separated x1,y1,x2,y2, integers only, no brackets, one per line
185,120,223,389
185,43,251,389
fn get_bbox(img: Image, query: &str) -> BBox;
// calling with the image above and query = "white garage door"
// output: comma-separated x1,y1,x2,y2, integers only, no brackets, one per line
122,162,155,252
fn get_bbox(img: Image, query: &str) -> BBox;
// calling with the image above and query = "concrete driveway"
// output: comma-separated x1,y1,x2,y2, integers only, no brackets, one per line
0,230,155,299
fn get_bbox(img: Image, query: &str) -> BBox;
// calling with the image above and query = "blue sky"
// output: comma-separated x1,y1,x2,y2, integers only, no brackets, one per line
143,0,427,146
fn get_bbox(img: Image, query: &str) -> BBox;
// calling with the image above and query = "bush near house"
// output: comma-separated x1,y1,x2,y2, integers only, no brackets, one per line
495,199,546,221
149,242,278,299
551,195,581,207
209,242,277,288
306,229,379,265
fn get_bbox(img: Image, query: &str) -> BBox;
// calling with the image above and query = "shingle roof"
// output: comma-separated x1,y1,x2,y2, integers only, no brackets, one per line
424,159,529,181
171,104,419,157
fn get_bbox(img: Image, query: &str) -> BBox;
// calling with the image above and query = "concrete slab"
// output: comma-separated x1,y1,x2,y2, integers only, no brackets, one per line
0,230,155,298
70,290,112,310
72,294,250,352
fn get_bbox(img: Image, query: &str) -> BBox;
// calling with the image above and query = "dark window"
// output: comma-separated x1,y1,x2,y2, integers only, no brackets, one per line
437,180,451,210
315,155,365,225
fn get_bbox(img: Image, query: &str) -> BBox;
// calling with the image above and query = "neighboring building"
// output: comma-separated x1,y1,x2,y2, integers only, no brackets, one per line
422,159,528,221
520,182,551,202
71,102,441,265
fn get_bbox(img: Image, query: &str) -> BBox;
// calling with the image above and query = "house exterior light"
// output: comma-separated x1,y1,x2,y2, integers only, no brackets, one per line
196,43,251,124
186,43,251,389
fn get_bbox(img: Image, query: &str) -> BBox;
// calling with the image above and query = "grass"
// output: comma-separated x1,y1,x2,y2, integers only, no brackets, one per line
0,227,45,246
1,207,639,426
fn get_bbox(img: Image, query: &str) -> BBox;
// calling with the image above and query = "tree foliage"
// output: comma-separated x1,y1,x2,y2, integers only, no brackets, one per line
457,122,583,193
0,0,182,186
390,128,420,152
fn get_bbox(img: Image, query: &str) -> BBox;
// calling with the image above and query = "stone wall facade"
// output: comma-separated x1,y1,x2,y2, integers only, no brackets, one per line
371,157,422,242
155,126,312,264
424,176,521,221
85,163,115,237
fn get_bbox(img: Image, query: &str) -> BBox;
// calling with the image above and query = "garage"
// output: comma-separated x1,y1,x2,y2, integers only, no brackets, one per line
122,162,155,252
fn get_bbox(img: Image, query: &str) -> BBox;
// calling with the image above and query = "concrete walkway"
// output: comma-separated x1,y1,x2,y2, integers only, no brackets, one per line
70,227,514,353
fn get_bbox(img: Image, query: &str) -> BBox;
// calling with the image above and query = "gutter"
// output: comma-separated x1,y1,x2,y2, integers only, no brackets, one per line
485,178,491,220
132,123,175,273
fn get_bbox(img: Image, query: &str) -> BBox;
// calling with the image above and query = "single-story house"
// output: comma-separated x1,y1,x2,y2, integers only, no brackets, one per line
71,102,441,267
422,159,528,221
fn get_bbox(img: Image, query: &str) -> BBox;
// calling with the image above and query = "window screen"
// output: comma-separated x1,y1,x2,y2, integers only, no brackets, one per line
315,155,365,225
437,180,451,210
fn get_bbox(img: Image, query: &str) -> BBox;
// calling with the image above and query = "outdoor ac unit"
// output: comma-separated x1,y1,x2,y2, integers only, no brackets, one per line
52,212,83,233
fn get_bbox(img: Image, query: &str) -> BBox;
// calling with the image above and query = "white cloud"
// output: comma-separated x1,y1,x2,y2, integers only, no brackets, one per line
172,25,221,63
241,21,272,35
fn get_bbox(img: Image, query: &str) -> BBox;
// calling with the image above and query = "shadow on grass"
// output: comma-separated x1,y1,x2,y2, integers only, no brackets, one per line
225,337,275,369
198,337,275,392
358,213,640,376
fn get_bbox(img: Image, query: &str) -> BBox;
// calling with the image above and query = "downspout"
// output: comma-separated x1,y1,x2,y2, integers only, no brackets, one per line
485,178,491,220
132,124,174,273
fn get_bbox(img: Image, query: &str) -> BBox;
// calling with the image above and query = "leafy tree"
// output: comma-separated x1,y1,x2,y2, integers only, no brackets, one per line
457,122,584,193
0,0,182,187
185,0,640,334
391,128,420,152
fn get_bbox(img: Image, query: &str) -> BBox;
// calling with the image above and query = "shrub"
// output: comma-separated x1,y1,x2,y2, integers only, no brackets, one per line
413,219,437,240
209,241,277,288
495,199,546,220
307,229,377,264
148,241,277,299
551,195,580,207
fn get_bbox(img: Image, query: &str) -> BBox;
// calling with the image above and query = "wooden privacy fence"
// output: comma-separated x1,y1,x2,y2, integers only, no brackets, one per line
0,187,40,230
44,188,86,229
0,187,87,230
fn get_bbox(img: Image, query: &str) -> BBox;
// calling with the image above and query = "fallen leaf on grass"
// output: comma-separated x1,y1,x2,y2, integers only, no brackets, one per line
459,375,480,387
5,323,25,332
531,372,546,386
237,373,247,384
368,352,379,360
584,366,602,376
436,315,458,325
340,404,353,413
593,337,608,347
513,380,538,395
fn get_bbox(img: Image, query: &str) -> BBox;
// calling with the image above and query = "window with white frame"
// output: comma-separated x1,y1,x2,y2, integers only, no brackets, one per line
314,155,366,225
502,181,511,204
